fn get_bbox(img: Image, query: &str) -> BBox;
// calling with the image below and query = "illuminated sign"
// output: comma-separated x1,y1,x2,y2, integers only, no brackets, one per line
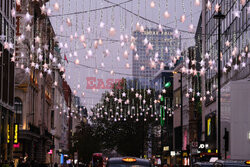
248,132,250,140
14,124,19,144
14,143,20,148
163,146,169,151
122,158,136,163
207,118,211,136
7,124,10,143
48,149,53,154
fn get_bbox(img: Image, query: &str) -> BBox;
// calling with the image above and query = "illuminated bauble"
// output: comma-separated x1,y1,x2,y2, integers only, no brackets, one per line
94,41,98,49
88,50,93,56
95,69,98,74
206,0,211,10
164,11,170,18
54,2,59,11
130,43,135,50
25,12,32,22
134,54,139,60
125,63,130,69
123,50,129,59
75,59,79,65
101,62,105,67
11,8,16,17
215,3,220,13
87,27,91,33
140,66,145,71
189,24,194,31
195,0,200,6
117,56,120,61
136,22,140,31
143,38,148,45
147,43,153,50
140,25,144,33
174,29,180,38
158,24,163,32
150,1,155,8
180,14,186,23
160,62,165,70
66,18,72,26
100,22,105,28
110,70,114,75
16,0,21,6
109,27,116,36
240,0,246,5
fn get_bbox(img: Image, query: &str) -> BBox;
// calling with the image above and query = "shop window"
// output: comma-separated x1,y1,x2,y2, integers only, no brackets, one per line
14,97,23,125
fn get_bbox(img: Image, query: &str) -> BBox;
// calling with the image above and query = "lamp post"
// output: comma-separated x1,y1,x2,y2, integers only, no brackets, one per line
173,71,182,166
213,8,225,160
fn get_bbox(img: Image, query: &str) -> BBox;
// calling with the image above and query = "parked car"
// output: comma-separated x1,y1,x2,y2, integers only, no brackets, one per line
193,162,213,167
213,160,250,167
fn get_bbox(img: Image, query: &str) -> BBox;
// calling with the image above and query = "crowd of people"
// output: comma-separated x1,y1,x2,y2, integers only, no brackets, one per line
0,160,60,167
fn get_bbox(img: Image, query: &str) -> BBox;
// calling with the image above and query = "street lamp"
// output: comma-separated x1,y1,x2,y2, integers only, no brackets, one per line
213,7,225,160
173,71,183,165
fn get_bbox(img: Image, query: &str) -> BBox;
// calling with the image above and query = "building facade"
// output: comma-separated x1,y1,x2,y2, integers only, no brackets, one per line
0,0,16,162
132,28,181,88
13,0,56,163
202,0,250,159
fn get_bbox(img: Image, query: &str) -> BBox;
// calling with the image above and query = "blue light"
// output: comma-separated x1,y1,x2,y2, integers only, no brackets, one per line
60,154,64,164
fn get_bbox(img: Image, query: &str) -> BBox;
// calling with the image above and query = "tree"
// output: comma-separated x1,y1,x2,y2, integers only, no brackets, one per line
73,122,101,164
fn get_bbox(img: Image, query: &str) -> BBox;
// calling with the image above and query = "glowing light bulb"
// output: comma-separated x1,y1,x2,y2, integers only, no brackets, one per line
54,2,59,11
180,14,186,23
195,0,200,6
207,0,211,10
123,50,129,59
88,50,93,56
140,66,145,71
109,27,116,36
136,22,140,31
164,10,170,18
75,59,79,64
215,3,220,13
125,63,130,68
158,24,163,32
130,43,135,50
11,8,16,17
110,70,114,75
25,12,32,22
47,8,52,16
100,22,105,28
150,1,155,8
134,54,139,60
80,35,85,42
66,18,72,26
94,40,98,49
16,0,21,6
140,25,144,33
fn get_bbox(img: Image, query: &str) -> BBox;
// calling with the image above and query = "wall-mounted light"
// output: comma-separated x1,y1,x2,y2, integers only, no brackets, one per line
248,131,250,140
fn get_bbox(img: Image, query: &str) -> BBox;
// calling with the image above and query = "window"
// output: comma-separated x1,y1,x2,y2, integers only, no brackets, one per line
51,110,54,129
14,97,23,125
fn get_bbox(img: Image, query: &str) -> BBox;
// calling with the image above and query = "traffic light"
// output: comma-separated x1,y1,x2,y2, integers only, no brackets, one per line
223,128,229,151
164,82,171,88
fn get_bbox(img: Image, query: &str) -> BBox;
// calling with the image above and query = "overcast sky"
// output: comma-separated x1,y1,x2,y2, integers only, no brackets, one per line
48,0,201,111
